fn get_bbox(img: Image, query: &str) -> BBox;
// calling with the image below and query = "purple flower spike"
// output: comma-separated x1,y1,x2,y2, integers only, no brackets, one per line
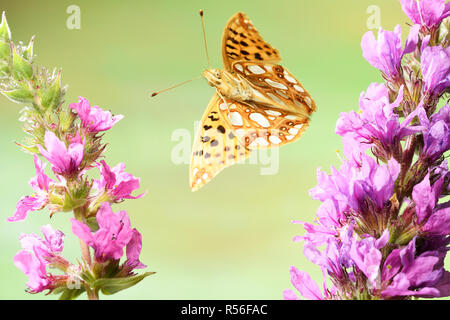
287,2,450,300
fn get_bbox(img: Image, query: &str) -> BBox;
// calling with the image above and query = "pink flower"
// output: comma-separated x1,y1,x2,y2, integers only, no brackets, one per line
309,148,401,215
293,199,346,247
69,96,123,133
14,250,50,293
94,160,145,202
421,45,450,95
283,266,326,300
7,155,54,222
71,202,145,267
349,230,389,288
417,104,450,161
361,25,419,79
19,225,65,262
336,83,423,160
125,229,146,269
37,131,84,176
381,238,449,298
399,0,450,29
412,172,450,236
13,225,66,293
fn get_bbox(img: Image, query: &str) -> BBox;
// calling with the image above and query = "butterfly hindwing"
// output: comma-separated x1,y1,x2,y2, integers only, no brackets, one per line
190,93,250,191
219,99,310,149
221,12,281,71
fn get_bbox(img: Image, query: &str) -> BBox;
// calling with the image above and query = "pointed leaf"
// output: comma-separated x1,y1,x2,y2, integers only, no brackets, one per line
12,46,32,79
0,12,11,40
0,87,33,103
94,272,155,295
58,288,85,300
23,36,34,61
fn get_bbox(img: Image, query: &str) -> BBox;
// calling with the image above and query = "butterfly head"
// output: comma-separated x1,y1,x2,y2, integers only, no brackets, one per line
202,68,222,87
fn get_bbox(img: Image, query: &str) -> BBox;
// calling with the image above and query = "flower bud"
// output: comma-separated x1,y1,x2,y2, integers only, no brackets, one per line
59,108,77,132
23,36,34,61
62,181,91,212
41,70,62,110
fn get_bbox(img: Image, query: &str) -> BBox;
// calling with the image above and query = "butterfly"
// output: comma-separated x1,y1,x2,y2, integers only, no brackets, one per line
190,12,316,191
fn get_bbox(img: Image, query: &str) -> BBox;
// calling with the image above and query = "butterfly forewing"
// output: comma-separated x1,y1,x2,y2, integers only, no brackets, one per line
221,12,281,71
190,93,250,191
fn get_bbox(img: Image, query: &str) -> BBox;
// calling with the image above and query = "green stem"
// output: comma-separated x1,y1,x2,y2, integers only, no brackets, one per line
395,135,416,205
86,287,99,300
74,207,92,267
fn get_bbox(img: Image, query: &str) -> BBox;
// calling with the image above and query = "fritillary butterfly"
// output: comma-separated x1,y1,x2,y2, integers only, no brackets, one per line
154,12,317,191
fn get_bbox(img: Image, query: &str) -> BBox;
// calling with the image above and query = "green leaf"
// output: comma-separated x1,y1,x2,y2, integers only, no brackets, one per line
12,46,32,79
0,61,10,76
0,12,11,41
0,87,33,103
0,39,10,61
58,288,85,300
80,269,97,284
95,272,155,295
85,216,99,232
15,142,39,154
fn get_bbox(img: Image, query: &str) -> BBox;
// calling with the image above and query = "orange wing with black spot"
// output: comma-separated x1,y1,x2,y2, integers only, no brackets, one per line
218,99,310,149
221,12,281,71
232,61,316,118
190,93,250,191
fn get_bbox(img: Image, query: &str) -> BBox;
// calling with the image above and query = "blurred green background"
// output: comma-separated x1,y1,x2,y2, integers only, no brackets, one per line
1,0,442,300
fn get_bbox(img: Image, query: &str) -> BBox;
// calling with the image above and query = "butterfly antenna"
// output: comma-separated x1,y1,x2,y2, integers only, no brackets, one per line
199,9,211,68
150,76,202,97
151,10,210,98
